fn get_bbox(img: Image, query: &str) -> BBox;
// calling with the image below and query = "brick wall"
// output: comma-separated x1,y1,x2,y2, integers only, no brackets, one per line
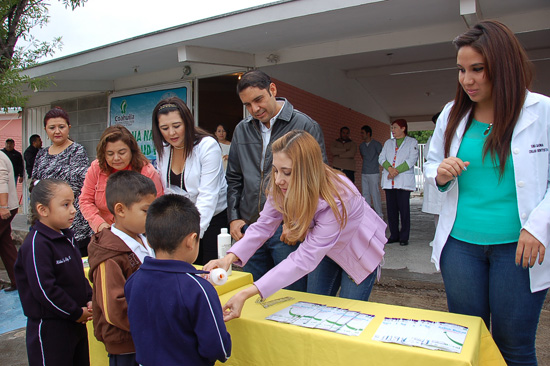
274,79,390,200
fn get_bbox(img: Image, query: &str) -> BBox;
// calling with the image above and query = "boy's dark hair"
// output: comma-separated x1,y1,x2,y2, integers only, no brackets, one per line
361,125,372,136
105,170,157,215
146,194,200,254
236,70,272,94
30,178,70,225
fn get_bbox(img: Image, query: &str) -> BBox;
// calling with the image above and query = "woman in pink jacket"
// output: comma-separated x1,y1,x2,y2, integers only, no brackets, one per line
80,125,163,233
205,130,386,321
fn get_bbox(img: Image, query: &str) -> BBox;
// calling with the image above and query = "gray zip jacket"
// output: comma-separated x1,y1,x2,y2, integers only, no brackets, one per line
226,98,327,224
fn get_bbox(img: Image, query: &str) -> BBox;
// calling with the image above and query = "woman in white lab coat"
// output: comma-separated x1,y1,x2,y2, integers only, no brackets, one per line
421,113,444,239
379,119,419,246
424,20,550,366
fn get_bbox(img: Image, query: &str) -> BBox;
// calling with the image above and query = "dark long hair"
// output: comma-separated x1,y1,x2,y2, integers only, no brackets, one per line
151,97,212,160
444,20,533,176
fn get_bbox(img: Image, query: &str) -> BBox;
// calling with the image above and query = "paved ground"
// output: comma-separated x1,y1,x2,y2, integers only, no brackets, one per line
2,197,549,365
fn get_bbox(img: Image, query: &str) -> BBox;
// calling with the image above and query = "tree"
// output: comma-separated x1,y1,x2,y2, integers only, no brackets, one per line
408,130,433,144
0,0,87,109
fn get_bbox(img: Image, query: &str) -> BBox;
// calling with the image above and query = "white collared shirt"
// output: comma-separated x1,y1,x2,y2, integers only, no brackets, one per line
111,224,155,263
260,100,285,169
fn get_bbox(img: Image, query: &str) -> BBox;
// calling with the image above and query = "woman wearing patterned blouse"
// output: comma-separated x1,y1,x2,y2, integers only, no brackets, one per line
32,107,93,256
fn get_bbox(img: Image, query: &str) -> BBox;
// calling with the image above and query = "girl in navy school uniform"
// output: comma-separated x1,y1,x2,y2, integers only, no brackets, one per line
15,179,93,366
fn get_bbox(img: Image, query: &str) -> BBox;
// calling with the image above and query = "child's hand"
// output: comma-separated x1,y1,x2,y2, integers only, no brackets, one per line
77,307,93,324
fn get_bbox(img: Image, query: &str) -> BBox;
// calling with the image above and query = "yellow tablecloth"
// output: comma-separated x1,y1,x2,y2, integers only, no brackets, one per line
84,262,253,366
216,288,506,366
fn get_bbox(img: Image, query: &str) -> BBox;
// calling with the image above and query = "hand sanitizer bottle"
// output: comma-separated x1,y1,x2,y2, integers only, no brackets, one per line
217,228,232,275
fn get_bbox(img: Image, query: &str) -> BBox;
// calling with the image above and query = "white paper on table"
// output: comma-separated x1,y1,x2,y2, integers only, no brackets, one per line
422,322,468,353
266,301,318,324
292,303,324,327
328,310,359,332
372,317,395,342
315,307,349,331
302,306,336,329
336,313,374,336
409,320,435,348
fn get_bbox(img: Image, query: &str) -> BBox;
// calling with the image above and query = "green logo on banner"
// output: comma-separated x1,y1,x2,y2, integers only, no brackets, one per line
121,100,127,114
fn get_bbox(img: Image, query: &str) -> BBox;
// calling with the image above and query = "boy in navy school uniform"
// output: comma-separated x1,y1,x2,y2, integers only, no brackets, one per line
125,194,232,366
87,170,157,366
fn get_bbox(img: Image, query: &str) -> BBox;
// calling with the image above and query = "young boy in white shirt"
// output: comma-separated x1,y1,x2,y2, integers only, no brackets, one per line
88,170,157,366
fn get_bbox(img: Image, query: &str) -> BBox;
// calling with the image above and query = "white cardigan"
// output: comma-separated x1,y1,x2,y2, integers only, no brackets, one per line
379,135,419,191
158,136,227,238
424,91,550,293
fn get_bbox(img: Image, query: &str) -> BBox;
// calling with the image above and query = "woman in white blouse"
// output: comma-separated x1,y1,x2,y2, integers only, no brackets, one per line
152,97,227,265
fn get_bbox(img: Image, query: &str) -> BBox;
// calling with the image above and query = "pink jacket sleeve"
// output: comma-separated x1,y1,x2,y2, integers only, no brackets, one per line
228,197,283,266
80,160,109,233
254,200,344,299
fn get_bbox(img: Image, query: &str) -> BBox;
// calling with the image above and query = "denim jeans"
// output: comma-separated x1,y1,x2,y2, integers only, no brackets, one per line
307,256,377,301
441,236,548,366
242,223,307,292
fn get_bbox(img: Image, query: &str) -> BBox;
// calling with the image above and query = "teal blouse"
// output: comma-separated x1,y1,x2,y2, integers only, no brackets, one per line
450,119,521,244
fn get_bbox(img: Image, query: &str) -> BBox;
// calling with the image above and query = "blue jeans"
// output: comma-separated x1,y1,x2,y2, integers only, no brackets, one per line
441,236,548,366
242,224,307,292
307,256,377,301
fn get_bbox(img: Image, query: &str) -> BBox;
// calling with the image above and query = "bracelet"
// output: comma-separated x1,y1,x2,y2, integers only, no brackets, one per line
0,206,9,209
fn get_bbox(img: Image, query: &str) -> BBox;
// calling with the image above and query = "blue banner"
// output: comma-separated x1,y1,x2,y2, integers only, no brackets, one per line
109,86,189,166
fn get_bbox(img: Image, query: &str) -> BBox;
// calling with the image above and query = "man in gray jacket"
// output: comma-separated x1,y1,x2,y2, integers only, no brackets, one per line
226,70,326,291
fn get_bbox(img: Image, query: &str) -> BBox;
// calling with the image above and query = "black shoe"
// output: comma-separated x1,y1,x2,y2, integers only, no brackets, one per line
387,237,400,244
4,285,17,292
400,240,409,246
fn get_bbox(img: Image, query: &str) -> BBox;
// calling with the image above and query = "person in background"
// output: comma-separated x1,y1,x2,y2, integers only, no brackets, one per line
0,150,20,292
2,138,24,185
424,20,550,366
32,107,93,257
215,124,231,171
24,134,42,179
359,125,383,218
80,125,163,234
226,70,327,291
379,119,419,246
152,97,227,265
206,130,386,321
15,179,93,366
331,126,357,182
421,112,444,245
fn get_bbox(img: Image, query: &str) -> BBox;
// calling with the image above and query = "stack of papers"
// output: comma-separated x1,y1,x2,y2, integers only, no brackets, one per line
372,318,468,353
266,301,374,336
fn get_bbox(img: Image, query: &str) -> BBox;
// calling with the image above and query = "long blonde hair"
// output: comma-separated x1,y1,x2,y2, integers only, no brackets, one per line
269,130,348,244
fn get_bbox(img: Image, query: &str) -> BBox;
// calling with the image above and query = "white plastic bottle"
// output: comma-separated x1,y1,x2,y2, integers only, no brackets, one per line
217,228,232,275
208,268,228,286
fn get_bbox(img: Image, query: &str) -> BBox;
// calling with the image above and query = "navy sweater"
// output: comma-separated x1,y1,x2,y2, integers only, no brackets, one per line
15,221,92,322
125,257,231,366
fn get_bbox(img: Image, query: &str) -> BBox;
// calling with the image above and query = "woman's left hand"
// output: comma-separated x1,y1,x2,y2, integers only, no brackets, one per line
516,229,546,268
223,285,259,322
